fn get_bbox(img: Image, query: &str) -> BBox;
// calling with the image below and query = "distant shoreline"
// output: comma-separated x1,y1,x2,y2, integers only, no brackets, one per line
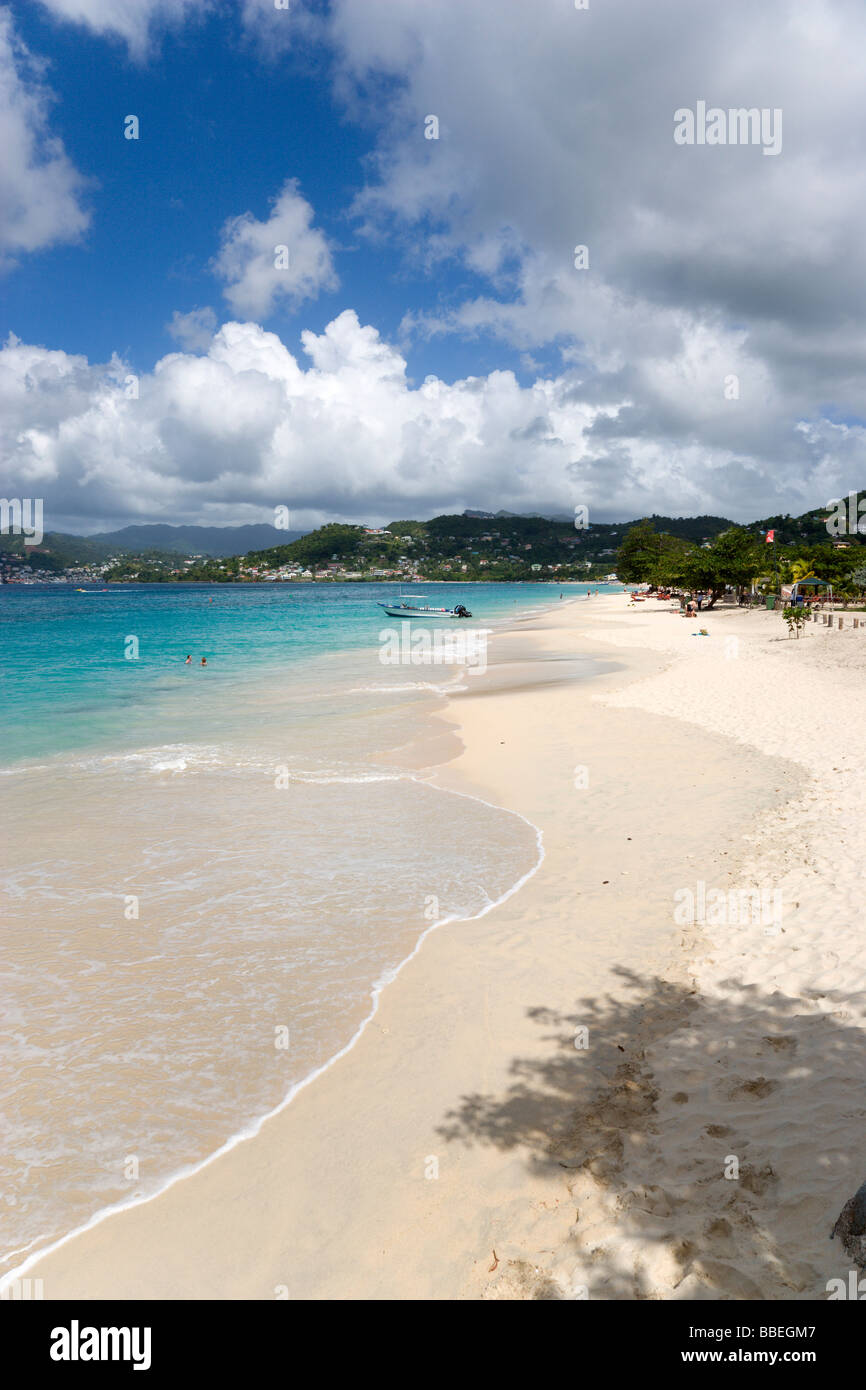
1,577,621,587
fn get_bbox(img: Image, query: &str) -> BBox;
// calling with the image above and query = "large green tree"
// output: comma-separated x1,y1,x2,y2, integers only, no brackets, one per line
616,520,693,586
617,523,762,605
615,520,663,583
672,527,763,607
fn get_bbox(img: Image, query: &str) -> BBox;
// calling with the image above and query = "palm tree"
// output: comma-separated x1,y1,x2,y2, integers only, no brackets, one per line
790,557,814,583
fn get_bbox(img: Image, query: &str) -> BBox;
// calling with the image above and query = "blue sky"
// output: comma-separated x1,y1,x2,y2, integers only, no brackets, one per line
5,2,535,388
2,1,866,533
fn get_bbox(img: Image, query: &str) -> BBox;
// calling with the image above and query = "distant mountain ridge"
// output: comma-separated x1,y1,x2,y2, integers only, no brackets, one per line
89,523,307,557
5,497,862,576
463,508,736,539
1,523,308,570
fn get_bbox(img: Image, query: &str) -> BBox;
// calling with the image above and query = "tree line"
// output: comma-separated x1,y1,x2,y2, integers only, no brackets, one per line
616,519,866,608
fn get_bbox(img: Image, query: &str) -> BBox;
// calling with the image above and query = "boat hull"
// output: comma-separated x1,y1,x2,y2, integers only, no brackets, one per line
377,604,464,618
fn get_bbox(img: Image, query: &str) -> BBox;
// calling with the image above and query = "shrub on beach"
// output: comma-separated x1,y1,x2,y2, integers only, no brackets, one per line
782,605,809,638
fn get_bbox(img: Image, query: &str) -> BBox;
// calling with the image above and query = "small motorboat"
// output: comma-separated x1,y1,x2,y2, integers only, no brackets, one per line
377,595,473,619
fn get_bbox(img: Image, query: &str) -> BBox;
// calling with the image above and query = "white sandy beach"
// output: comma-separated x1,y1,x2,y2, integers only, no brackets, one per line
9,592,866,1300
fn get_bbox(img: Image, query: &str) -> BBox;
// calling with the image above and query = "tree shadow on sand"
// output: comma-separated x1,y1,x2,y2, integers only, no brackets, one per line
437,967,866,1300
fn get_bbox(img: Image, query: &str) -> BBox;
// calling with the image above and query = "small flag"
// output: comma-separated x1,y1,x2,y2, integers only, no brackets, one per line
765,529,775,543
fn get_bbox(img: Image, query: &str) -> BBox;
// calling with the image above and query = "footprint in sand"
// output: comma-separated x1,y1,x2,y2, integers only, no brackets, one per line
726,1076,779,1100
737,1162,779,1196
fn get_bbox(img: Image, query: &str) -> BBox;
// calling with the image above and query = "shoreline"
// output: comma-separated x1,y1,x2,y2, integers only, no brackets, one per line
0,777,547,1290
0,591,578,1285
8,593,863,1300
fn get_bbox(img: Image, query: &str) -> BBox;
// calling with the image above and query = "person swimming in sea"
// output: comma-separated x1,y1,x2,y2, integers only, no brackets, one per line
201,657,207,666
184,655,192,664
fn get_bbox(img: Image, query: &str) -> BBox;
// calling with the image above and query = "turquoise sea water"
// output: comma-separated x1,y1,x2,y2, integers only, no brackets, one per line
0,581,619,1275
0,581,618,763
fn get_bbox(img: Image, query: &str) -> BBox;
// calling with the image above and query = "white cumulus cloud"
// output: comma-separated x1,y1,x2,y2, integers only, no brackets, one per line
2,311,863,536
35,0,210,58
0,9,89,267
212,180,338,320
323,0,866,515
167,306,218,352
